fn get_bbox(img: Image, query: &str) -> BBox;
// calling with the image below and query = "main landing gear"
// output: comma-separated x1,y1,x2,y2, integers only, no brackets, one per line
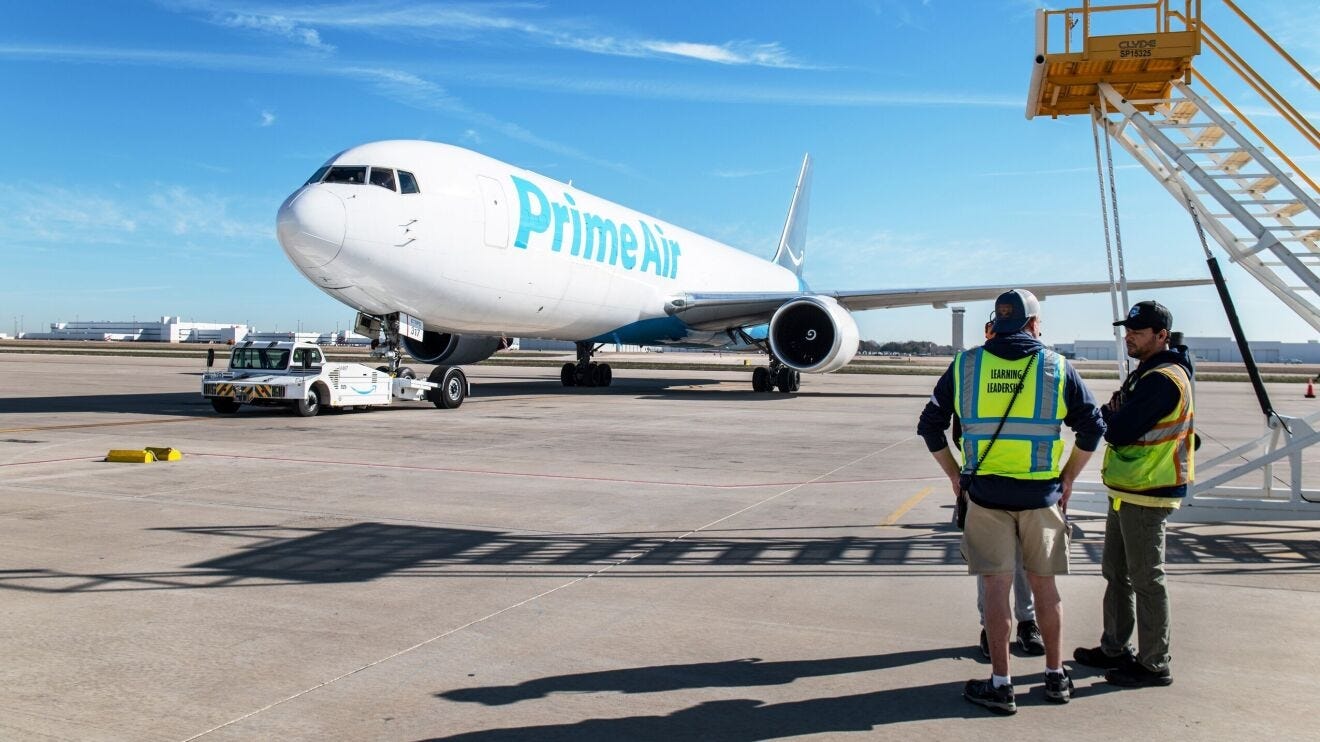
751,357,800,394
561,341,613,387
736,329,798,394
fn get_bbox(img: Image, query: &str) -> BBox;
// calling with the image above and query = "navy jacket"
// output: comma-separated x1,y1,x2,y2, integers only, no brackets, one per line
917,333,1106,510
1102,347,1195,499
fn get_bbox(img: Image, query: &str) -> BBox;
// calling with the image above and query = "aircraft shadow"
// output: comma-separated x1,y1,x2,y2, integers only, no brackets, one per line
0,391,213,417
470,378,927,401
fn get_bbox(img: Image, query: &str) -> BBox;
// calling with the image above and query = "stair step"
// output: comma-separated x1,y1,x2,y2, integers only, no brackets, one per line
1249,176,1280,193
1169,100,1200,123
1220,151,1253,172
1274,203,1308,218
1194,126,1226,148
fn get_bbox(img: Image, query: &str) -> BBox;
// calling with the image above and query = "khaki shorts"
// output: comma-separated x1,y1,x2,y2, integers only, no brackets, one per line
962,500,1070,576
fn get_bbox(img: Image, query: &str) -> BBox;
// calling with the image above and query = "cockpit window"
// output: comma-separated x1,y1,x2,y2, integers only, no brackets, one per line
399,170,420,194
369,167,397,191
324,166,367,184
305,166,330,185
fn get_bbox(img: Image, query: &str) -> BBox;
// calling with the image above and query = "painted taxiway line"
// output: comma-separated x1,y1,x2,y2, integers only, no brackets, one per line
878,485,936,526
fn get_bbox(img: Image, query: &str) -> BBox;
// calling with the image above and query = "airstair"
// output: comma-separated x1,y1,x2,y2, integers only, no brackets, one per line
1026,0,1320,518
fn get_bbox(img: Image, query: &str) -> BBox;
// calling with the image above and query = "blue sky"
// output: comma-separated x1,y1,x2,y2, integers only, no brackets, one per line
1,0,1316,343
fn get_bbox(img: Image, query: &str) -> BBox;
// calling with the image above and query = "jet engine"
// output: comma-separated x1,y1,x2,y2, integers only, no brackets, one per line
401,331,504,365
768,296,859,374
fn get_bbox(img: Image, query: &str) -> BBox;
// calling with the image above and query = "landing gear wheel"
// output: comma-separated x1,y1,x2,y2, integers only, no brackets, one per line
210,398,240,414
428,366,467,409
597,363,613,388
561,362,578,387
776,367,799,394
295,388,322,417
576,363,594,387
376,365,391,375
396,366,416,380
752,366,772,393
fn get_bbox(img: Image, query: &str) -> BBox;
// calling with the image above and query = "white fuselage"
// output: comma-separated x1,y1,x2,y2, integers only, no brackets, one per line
276,141,799,345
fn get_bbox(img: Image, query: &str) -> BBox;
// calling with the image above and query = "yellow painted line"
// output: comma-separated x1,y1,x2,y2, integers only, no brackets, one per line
878,485,935,527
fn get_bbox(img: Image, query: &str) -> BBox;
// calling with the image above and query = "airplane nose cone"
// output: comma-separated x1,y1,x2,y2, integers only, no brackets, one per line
277,187,346,268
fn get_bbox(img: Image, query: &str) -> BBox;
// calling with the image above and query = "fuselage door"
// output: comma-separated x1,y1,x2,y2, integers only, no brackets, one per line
476,175,509,248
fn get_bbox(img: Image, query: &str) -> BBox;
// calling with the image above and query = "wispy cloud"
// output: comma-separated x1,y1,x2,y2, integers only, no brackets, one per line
174,1,815,68
259,109,276,126
416,67,1020,108
340,66,637,176
711,167,785,179
215,10,334,52
0,43,632,174
0,183,268,251
973,163,1142,177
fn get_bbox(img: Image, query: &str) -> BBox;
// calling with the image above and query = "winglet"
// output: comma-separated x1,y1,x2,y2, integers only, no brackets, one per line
771,154,812,279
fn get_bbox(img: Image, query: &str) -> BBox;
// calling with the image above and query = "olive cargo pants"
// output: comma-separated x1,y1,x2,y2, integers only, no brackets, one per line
1100,498,1173,672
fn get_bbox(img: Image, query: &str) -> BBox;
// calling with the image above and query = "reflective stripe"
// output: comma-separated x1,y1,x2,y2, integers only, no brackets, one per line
957,348,981,420
1137,416,1194,443
1038,352,1061,421
1033,439,1053,472
961,420,1063,437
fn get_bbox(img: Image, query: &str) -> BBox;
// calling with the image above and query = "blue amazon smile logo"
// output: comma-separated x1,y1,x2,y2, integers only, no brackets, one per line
350,385,378,395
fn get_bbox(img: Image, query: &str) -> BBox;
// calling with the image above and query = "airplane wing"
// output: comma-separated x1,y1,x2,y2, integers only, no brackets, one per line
665,278,1210,332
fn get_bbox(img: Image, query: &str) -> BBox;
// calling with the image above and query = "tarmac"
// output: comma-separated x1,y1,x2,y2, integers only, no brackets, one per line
1,351,1317,741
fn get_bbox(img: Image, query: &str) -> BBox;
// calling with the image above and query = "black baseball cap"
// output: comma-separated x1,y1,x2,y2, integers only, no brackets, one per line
1114,300,1172,332
990,289,1040,335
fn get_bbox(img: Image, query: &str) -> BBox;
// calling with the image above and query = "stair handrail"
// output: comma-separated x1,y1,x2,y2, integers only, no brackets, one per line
1186,70,1320,197
1163,2,1319,194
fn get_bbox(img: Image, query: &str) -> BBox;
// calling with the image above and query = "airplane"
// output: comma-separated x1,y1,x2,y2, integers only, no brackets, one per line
275,140,1205,395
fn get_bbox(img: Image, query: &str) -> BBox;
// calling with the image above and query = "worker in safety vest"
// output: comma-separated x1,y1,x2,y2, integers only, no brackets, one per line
1074,300,1193,689
957,321,1046,660
920,289,1105,714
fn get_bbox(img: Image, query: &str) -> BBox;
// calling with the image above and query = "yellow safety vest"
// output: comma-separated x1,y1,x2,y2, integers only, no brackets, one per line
953,348,1068,480
1102,363,1195,494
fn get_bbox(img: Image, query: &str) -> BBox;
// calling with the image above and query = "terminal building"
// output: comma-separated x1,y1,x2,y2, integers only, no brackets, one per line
17,317,374,346
22,317,250,344
1056,337,1320,364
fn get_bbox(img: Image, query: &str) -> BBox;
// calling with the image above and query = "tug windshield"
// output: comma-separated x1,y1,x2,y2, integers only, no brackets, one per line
229,348,290,371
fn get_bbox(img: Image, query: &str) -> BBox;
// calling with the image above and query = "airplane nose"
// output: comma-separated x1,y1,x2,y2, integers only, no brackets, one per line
277,187,346,268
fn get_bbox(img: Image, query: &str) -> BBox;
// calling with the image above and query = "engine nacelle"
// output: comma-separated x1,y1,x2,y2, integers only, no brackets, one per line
401,331,504,365
768,296,860,374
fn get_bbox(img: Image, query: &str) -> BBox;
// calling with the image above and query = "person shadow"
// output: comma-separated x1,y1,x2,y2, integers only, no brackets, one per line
428,648,1120,739
438,648,965,706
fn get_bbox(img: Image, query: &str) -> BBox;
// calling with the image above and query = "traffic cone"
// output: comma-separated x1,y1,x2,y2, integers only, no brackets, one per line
1307,379,1316,399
